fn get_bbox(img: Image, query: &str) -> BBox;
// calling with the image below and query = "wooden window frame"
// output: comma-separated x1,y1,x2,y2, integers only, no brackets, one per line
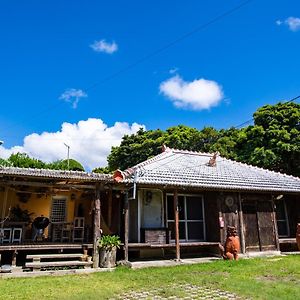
166,193,206,242
275,200,290,238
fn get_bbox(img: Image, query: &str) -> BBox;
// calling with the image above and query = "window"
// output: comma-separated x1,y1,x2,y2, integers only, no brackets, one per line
166,194,205,241
275,200,289,237
51,197,67,223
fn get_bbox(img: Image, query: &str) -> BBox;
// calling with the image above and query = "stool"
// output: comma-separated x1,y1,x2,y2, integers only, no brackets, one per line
73,217,85,242
1,228,12,243
12,228,22,243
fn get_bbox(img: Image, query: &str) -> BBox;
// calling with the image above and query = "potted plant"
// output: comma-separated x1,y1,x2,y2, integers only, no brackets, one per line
99,235,121,268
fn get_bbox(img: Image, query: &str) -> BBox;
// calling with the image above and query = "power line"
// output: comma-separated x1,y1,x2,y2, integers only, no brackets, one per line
84,0,254,92
1,0,254,137
234,95,300,129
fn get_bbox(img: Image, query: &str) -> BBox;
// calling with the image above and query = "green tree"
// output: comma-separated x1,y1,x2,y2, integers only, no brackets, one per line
0,158,12,167
7,153,46,169
47,159,85,171
92,166,111,174
107,128,166,171
235,102,300,176
107,125,223,171
105,102,300,177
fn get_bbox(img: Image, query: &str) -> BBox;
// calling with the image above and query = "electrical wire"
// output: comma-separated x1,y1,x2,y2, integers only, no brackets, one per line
1,0,254,137
235,95,300,128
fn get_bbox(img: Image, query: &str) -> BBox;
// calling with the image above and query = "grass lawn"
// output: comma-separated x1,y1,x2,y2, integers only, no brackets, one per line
0,255,299,299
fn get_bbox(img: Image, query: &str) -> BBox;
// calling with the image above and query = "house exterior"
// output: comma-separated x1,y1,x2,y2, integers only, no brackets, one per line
114,147,300,259
0,146,299,269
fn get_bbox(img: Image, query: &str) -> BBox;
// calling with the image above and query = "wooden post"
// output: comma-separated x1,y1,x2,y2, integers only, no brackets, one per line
1,187,8,229
124,192,129,261
173,190,180,261
11,250,17,267
217,195,225,244
238,193,246,254
108,188,113,228
271,198,280,251
93,186,101,268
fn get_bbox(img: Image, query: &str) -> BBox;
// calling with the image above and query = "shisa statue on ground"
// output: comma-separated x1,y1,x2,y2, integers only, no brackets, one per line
219,226,240,260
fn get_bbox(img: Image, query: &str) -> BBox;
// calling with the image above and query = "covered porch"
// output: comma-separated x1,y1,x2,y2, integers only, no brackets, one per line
0,167,120,269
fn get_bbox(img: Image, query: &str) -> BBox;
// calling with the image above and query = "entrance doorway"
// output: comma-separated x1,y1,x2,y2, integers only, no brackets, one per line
242,200,277,251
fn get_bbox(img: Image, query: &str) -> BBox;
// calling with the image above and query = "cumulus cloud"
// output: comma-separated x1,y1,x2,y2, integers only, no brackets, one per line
159,75,223,110
59,88,87,109
0,118,145,171
90,39,118,54
276,17,300,31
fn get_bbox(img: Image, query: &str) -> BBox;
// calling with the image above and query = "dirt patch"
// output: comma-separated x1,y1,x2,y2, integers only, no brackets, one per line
257,275,300,284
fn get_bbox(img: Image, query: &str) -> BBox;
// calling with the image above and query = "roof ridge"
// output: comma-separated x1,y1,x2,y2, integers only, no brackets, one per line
220,157,300,181
167,147,212,157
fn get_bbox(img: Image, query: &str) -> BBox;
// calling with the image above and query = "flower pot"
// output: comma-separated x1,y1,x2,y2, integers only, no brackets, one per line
296,223,300,251
99,247,117,268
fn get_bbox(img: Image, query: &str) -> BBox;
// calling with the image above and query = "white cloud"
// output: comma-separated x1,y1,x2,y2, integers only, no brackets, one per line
90,39,118,54
59,88,87,109
159,75,223,110
0,118,145,171
276,17,300,31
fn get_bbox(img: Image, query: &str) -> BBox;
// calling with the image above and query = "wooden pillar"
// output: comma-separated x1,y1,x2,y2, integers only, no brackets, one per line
124,192,129,261
108,188,113,228
1,187,8,229
93,186,101,268
11,250,17,267
217,195,225,244
173,190,180,261
238,193,246,254
271,198,280,251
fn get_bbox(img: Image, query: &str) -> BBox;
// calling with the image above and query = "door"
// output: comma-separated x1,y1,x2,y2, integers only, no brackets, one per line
242,202,260,251
242,200,277,251
166,194,205,241
142,190,163,228
257,201,276,250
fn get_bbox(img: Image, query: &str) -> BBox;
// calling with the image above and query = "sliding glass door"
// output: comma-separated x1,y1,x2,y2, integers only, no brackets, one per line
166,194,205,241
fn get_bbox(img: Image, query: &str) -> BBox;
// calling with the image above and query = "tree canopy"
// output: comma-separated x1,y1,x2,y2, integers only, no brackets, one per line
106,102,300,177
0,153,85,172
1,102,299,177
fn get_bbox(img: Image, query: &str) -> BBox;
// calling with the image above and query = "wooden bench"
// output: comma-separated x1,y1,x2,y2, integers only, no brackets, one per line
25,253,93,271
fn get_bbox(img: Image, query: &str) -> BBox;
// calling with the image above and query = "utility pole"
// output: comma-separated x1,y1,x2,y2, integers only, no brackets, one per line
64,143,70,170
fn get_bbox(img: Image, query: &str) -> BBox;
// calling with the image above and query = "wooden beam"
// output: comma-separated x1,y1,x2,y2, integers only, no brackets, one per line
173,190,180,261
1,180,96,190
124,193,129,261
92,186,101,268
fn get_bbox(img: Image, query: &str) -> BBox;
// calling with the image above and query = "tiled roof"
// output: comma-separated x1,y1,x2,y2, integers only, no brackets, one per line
119,147,300,193
0,167,111,182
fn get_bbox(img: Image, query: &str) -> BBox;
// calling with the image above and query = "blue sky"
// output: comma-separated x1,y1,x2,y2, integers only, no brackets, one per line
0,0,300,170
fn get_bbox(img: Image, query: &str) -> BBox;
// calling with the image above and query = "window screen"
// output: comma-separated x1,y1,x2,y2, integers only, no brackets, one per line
51,198,67,222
